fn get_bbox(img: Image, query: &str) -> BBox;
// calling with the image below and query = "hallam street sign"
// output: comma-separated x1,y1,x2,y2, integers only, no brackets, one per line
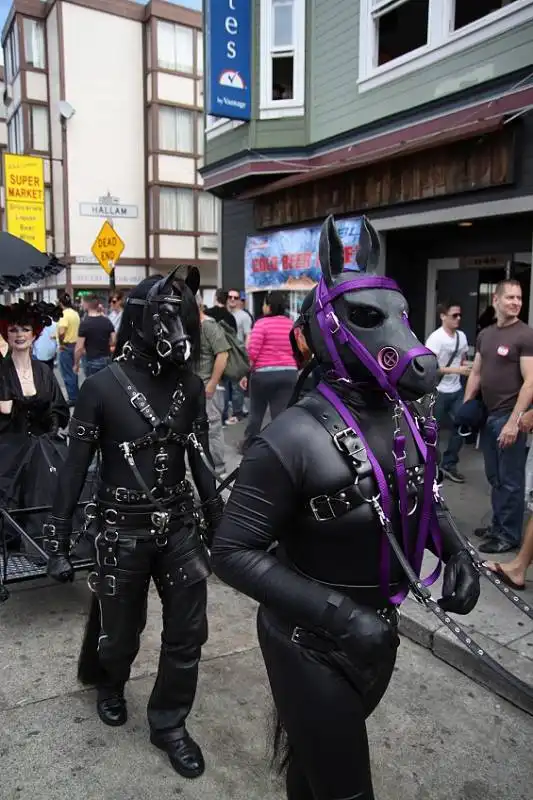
79,192,138,219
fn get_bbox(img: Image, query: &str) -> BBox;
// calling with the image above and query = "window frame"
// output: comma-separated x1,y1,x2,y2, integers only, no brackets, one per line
158,186,195,233
4,24,20,83
158,105,195,155
358,0,533,93
30,105,50,153
156,20,194,74
259,0,306,119
197,192,219,234
7,107,24,154
23,18,46,70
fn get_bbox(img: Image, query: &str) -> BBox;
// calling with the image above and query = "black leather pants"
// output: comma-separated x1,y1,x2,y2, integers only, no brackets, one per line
92,524,210,738
257,605,397,800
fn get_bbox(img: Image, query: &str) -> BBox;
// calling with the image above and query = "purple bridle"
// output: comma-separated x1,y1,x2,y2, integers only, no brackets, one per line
314,274,442,604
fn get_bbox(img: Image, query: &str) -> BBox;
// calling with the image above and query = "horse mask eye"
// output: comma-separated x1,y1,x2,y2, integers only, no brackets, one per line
349,305,385,329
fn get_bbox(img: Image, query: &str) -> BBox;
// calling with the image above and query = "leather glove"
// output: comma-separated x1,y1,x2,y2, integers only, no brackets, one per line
202,496,225,548
330,599,400,666
438,549,480,615
43,518,75,584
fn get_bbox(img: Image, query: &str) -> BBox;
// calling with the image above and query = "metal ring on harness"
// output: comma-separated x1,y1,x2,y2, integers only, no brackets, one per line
84,502,98,522
156,338,173,359
104,508,118,526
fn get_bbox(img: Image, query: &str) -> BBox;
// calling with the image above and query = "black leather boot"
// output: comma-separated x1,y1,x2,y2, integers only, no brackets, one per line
150,729,205,778
96,687,127,727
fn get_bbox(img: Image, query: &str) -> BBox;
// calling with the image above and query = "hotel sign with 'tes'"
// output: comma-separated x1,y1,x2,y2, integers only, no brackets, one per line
206,0,252,121
3,154,47,252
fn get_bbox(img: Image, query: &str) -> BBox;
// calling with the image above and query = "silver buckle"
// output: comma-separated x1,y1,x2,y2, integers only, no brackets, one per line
105,575,117,596
291,626,305,643
130,392,148,409
333,429,366,463
151,510,170,530
43,538,59,553
114,487,130,502
309,495,335,522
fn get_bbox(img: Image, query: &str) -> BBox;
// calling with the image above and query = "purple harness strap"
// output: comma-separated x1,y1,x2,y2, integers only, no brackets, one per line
314,274,442,603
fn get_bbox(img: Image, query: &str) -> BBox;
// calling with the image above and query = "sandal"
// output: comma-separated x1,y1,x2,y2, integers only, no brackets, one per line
490,562,526,592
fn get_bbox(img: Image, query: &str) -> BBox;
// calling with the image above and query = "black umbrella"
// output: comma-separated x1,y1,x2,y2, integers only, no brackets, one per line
0,232,64,292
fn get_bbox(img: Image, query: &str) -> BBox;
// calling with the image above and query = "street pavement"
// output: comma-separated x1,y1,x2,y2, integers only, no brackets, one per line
1,571,532,799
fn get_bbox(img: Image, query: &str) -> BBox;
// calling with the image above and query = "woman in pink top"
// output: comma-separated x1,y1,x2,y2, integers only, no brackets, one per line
242,291,298,451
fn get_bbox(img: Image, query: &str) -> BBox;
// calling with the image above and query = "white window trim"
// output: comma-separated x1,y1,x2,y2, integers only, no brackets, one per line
259,0,306,119
205,116,245,140
358,0,533,93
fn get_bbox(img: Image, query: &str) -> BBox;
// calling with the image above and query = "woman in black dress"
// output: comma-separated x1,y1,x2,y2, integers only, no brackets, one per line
0,301,69,543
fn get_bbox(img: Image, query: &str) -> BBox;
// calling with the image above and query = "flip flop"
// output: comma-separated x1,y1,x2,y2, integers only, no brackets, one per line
490,562,526,592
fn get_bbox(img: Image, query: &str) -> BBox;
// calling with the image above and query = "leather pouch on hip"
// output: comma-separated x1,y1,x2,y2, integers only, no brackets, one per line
174,548,212,587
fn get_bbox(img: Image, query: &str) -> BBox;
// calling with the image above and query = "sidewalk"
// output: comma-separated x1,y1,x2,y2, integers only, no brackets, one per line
222,422,533,715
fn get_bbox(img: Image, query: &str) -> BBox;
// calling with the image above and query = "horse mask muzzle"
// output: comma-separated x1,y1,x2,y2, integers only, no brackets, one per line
129,268,193,365
310,216,438,401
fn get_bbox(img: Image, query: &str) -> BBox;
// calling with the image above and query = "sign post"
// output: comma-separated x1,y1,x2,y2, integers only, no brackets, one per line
3,154,47,252
91,220,125,293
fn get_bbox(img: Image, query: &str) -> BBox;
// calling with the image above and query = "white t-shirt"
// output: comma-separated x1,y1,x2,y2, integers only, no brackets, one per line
425,326,468,393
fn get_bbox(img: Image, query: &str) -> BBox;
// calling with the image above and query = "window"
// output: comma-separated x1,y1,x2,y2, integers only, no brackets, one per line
260,0,306,117
376,0,429,66
4,25,20,82
359,0,533,91
23,18,46,69
45,187,52,231
157,21,194,73
453,0,518,30
159,187,195,231
159,107,194,153
196,31,203,75
31,106,49,151
198,193,218,233
7,108,24,154
197,115,204,155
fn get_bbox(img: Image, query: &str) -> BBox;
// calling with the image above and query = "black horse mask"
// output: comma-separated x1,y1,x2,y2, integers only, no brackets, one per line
123,266,200,367
302,215,438,401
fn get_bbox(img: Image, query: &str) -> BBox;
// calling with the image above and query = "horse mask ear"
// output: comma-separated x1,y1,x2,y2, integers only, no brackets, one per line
319,215,344,286
157,267,179,295
356,216,380,273
185,266,200,297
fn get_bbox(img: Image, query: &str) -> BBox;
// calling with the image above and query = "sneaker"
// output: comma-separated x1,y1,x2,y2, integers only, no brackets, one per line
441,467,465,484
226,416,239,425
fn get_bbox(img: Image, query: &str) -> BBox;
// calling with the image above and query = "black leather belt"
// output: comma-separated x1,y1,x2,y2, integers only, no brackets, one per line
99,480,192,505
95,499,195,530
269,607,399,654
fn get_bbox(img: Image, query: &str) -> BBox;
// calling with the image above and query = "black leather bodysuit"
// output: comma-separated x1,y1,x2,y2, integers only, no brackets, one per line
48,357,220,739
212,385,461,800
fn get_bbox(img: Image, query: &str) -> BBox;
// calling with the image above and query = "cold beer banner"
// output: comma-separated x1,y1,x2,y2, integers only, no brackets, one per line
206,0,252,121
245,217,364,291
4,154,46,253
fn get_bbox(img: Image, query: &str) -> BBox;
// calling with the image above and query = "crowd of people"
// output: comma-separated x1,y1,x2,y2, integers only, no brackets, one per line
425,279,533,587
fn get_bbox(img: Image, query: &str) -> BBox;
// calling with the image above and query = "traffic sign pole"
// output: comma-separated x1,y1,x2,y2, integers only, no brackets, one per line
108,219,115,293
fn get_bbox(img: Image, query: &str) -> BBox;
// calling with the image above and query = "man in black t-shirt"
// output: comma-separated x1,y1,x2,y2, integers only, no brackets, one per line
74,295,116,378
205,289,237,332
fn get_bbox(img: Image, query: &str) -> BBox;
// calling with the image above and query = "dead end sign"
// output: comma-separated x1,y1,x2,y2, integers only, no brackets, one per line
91,220,125,275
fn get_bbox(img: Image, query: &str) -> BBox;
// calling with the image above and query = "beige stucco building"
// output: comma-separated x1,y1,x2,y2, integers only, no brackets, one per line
1,0,218,299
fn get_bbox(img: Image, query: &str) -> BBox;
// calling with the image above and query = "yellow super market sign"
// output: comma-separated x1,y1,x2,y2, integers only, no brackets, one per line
4,153,46,252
